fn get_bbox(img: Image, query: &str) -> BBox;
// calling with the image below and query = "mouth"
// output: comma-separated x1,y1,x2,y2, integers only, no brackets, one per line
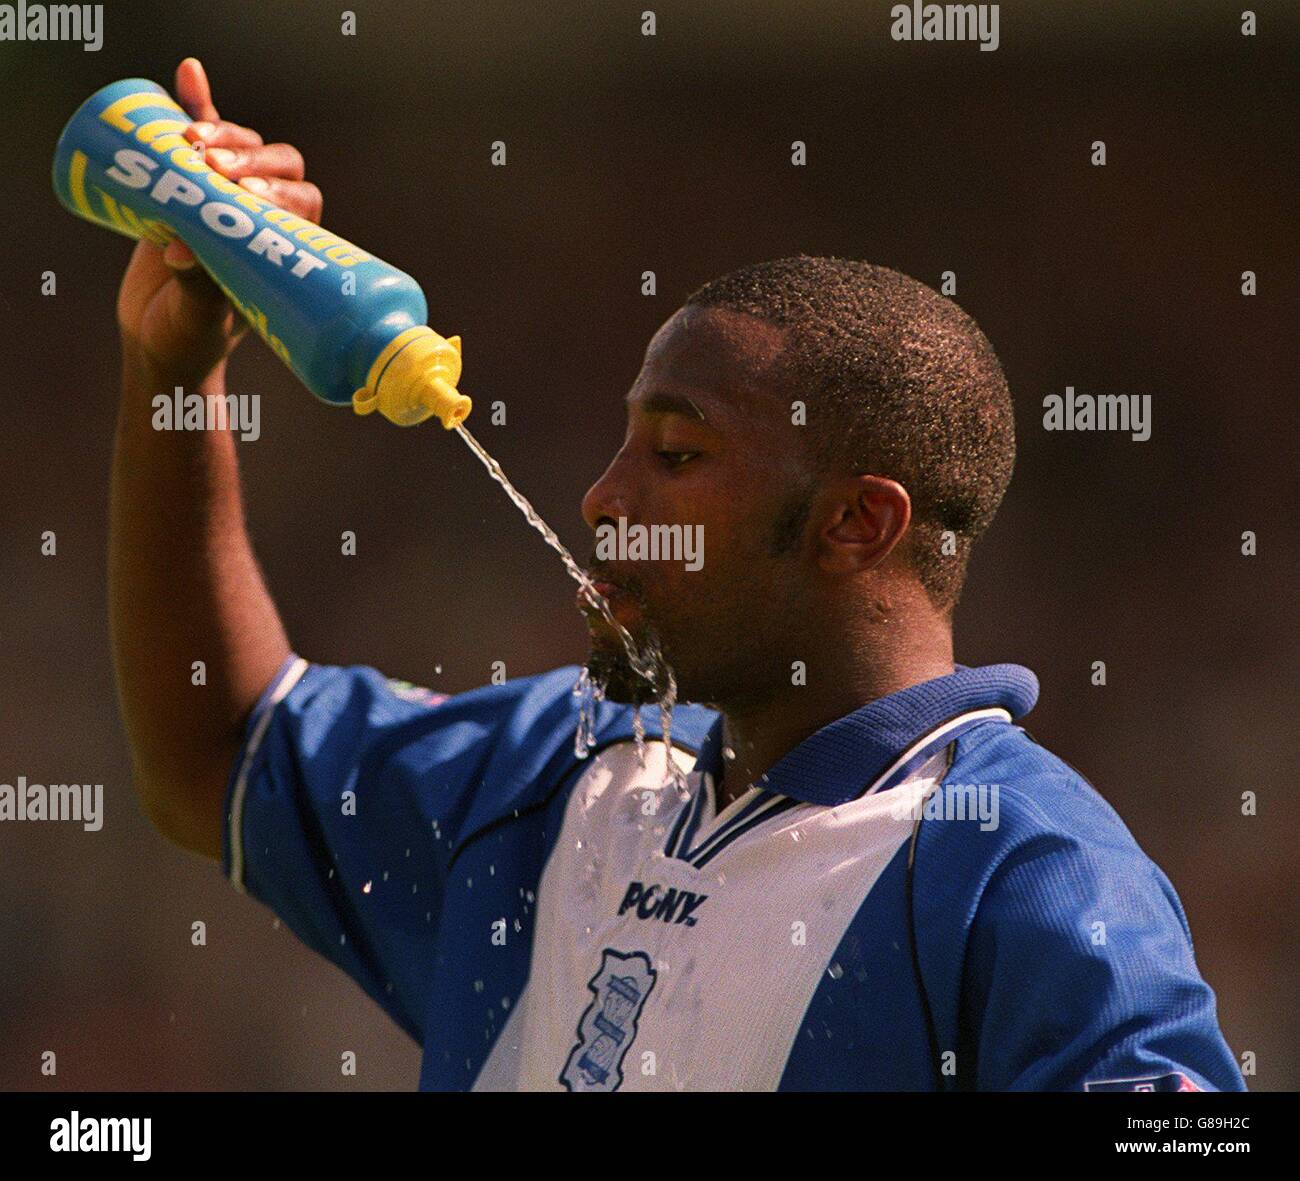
577,571,644,630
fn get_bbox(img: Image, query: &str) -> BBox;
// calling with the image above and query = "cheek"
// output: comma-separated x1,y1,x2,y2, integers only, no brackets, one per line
643,468,792,588
669,512,739,584
656,523,761,611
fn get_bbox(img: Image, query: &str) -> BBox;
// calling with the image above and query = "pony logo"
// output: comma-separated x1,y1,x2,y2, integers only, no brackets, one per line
560,949,656,1092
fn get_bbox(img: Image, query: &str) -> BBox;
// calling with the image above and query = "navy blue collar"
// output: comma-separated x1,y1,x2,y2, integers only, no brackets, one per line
690,663,1039,807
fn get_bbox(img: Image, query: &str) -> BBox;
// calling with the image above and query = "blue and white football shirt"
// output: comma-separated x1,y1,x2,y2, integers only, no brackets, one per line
222,656,1243,1092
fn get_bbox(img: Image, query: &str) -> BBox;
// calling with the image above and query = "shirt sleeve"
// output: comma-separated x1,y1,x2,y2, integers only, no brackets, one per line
962,825,1246,1092
220,653,583,1044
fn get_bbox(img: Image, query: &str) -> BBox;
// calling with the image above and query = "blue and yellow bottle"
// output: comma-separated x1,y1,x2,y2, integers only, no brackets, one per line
52,78,470,429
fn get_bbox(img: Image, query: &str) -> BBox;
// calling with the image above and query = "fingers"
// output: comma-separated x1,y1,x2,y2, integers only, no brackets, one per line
165,59,319,270
239,178,323,223
161,176,324,273
202,142,305,182
175,57,219,124
184,120,264,151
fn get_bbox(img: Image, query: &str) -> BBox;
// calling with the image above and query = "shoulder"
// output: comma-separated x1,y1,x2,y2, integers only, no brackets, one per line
919,720,1186,933
946,720,1151,856
282,660,717,751
360,663,718,820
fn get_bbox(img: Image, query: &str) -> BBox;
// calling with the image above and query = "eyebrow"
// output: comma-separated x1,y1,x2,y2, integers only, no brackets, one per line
628,391,709,422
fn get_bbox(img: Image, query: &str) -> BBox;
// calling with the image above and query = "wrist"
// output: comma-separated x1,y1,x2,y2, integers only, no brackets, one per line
121,340,227,397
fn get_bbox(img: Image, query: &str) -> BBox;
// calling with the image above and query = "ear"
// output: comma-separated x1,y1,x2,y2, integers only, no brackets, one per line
816,475,912,574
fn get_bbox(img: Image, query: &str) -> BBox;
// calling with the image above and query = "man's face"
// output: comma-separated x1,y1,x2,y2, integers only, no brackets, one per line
580,305,817,708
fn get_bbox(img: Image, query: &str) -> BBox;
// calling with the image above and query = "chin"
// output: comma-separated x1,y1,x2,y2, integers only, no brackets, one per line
584,645,658,706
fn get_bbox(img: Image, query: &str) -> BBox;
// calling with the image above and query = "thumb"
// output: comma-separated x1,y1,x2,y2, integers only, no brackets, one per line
168,251,232,321
162,238,197,270
175,57,219,123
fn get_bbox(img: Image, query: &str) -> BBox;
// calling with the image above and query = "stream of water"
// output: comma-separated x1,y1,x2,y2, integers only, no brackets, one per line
454,424,686,789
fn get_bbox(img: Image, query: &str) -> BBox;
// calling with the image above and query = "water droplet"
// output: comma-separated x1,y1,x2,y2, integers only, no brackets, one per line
827,962,844,980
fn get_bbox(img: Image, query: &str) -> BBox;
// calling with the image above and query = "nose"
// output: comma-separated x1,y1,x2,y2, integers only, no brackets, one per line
581,449,632,532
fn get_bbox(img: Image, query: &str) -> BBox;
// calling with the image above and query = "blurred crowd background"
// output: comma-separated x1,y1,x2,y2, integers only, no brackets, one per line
1,1,1295,1089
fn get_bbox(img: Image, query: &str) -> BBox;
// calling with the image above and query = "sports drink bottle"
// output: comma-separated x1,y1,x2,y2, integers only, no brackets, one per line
53,78,470,428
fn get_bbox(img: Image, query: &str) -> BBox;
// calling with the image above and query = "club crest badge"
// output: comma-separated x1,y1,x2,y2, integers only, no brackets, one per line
1084,1072,1202,1092
385,679,448,708
560,949,657,1092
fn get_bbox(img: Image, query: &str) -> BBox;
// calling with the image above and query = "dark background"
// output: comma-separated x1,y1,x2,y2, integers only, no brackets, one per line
1,0,1295,1089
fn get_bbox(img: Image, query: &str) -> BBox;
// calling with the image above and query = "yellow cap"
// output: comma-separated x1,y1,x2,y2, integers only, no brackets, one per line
352,326,472,428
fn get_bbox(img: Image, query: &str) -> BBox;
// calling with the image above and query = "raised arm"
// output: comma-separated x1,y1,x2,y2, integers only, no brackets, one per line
110,58,321,859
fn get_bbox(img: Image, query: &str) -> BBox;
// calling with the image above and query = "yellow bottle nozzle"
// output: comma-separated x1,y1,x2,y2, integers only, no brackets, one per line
352,326,472,428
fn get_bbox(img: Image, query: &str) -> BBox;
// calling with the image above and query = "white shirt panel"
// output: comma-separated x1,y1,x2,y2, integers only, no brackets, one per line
474,739,943,1091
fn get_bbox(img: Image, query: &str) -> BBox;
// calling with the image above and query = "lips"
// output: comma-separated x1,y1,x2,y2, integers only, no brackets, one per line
577,572,642,627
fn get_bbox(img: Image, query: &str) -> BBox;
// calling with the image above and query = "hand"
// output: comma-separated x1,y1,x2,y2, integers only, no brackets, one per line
116,57,323,383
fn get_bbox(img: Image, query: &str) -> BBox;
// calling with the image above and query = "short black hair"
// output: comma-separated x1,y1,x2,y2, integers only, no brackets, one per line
684,255,1015,610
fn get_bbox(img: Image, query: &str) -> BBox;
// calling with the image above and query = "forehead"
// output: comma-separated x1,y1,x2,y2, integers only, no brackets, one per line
628,305,788,419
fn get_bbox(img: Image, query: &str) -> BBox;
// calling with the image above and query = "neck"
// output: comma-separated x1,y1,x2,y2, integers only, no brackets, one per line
714,614,954,810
